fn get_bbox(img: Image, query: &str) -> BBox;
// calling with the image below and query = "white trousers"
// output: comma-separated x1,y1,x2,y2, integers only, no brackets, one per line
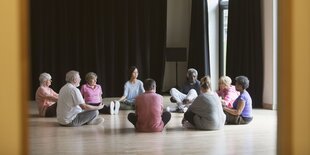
170,88,198,108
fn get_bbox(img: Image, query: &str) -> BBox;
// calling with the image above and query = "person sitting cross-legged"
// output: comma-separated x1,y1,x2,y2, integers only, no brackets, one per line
223,76,253,125
57,70,104,127
182,76,226,130
217,76,239,108
127,78,171,132
110,66,145,110
81,72,119,115
35,72,58,117
167,68,200,113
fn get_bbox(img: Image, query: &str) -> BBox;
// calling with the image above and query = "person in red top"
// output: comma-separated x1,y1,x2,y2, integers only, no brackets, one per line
127,78,171,132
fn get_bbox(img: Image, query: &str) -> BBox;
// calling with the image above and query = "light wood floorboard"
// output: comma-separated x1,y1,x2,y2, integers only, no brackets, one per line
29,98,277,155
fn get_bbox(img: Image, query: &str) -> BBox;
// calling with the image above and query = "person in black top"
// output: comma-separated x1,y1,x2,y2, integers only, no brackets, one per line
167,68,200,113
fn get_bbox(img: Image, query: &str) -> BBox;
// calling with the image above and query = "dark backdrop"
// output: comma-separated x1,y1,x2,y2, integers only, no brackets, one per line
226,0,263,108
188,0,210,78
30,0,167,98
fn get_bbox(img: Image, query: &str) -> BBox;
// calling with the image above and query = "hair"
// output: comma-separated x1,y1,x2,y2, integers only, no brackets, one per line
39,73,52,85
144,78,156,91
65,70,79,83
128,66,138,78
235,76,250,89
187,68,198,78
200,76,211,90
85,72,97,84
219,76,232,86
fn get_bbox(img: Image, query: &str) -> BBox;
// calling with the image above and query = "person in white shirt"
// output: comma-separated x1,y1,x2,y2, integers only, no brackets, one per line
57,70,104,127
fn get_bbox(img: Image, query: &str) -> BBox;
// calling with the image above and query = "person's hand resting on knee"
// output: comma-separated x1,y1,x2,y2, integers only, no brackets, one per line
170,97,177,103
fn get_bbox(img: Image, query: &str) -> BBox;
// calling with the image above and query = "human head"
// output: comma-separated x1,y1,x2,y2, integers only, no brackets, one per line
85,72,97,86
187,68,198,83
129,66,139,79
144,78,156,92
39,72,52,86
235,76,250,90
65,70,81,87
200,76,211,92
218,76,232,90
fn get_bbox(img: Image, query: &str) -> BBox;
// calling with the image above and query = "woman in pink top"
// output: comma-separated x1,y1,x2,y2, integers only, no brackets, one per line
35,73,58,117
217,76,239,108
80,72,120,115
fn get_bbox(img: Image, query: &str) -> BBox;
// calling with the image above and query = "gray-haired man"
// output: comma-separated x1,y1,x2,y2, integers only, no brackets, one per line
168,68,200,113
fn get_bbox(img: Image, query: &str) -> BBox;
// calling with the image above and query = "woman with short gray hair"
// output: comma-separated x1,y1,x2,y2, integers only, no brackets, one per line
65,70,80,84
35,72,58,117
223,76,253,124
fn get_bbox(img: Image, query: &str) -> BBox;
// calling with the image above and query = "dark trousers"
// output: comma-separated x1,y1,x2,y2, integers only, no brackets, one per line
45,103,57,117
127,111,171,126
224,111,253,124
88,103,111,114
120,101,135,110
183,110,196,126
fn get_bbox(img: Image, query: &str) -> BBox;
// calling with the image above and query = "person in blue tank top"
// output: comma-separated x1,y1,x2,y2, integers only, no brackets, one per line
111,66,145,110
223,76,253,124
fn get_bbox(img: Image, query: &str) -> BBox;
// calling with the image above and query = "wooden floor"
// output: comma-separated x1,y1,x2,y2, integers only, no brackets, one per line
29,97,277,155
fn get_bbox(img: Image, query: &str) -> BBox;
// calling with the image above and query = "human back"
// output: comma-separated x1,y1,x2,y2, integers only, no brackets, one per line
183,76,226,130
127,78,171,132
135,91,164,132
189,92,225,130
57,74,84,125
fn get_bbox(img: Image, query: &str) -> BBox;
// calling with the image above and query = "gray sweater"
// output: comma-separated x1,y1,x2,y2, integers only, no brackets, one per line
188,92,226,130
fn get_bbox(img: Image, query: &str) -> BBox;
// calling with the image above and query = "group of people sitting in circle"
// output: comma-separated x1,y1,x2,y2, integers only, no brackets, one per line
35,66,253,132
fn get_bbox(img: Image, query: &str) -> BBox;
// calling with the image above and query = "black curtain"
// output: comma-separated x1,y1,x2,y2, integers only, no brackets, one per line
188,0,210,78
226,0,263,108
30,0,167,99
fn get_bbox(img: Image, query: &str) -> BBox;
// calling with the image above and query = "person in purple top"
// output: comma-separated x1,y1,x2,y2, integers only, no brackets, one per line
223,76,253,124
127,78,171,132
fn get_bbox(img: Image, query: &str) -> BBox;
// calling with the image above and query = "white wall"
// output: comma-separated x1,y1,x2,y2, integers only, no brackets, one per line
164,0,276,110
163,0,192,92
262,0,277,109
208,0,219,91
163,0,219,92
